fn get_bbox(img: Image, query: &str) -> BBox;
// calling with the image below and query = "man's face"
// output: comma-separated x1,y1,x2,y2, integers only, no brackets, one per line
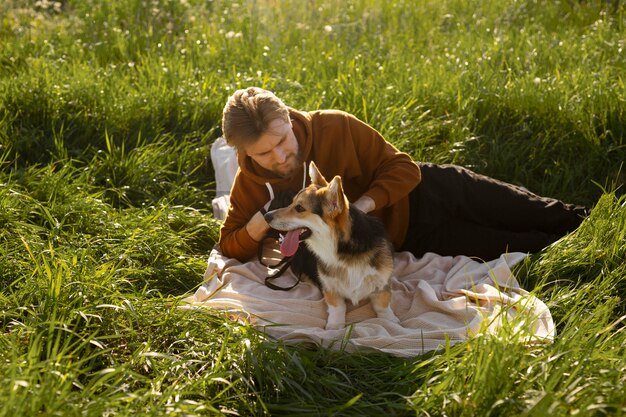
244,118,300,178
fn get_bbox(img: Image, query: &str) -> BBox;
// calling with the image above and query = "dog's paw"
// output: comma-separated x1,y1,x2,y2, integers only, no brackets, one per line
325,320,345,330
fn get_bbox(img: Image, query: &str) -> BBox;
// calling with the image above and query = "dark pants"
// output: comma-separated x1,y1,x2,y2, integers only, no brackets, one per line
399,163,588,260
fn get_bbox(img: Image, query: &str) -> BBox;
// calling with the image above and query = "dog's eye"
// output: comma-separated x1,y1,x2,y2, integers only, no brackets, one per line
294,204,305,213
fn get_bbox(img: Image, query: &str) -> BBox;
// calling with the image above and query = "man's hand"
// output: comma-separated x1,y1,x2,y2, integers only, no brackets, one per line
352,195,375,214
246,210,271,241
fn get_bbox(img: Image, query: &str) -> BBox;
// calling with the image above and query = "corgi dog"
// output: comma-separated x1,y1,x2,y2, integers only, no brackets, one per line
264,161,399,330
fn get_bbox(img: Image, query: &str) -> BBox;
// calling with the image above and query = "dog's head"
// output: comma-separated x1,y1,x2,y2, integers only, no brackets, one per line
264,161,350,257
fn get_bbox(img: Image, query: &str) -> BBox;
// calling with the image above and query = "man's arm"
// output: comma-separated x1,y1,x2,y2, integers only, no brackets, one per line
345,113,421,211
218,175,271,262
245,211,270,241
352,195,376,213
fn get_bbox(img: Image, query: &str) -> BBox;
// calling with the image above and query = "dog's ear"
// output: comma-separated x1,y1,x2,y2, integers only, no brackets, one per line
309,161,328,187
325,175,347,217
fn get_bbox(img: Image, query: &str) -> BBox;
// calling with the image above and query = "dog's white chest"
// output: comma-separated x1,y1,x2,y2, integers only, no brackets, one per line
305,224,392,305
320,263,385,305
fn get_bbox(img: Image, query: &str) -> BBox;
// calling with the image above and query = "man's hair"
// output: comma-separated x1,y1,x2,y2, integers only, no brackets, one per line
222,87,290,150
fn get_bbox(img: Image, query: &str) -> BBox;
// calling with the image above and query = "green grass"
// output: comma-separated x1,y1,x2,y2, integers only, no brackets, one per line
1,0,625,415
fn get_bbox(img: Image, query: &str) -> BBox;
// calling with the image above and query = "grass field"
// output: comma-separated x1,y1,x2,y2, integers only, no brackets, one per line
1,0,625,415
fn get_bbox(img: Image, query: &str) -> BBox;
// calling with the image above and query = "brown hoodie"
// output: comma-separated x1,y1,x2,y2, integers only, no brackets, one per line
218,108,422,261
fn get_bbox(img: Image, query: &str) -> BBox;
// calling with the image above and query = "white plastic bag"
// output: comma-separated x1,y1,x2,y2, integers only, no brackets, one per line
210,137,238,220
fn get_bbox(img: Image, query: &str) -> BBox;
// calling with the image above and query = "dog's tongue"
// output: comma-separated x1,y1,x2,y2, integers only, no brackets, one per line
280,228,305,257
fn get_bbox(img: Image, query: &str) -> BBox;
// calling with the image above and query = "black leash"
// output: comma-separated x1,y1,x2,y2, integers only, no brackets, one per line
257,235,302,291
257,191,311,291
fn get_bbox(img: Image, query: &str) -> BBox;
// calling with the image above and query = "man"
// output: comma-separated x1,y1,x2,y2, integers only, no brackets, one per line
218,87,587,262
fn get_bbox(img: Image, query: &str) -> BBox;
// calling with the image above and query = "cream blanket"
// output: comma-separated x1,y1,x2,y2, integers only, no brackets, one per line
183,248,554,357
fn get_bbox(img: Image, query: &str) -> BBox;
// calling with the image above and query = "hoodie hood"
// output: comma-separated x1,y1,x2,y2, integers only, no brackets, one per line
236,108,314,191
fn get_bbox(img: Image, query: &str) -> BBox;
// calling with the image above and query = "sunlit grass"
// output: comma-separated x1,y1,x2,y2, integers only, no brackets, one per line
1,0,625,415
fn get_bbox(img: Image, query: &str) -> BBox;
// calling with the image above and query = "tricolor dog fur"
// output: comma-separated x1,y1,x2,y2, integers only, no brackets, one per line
264,161,400,330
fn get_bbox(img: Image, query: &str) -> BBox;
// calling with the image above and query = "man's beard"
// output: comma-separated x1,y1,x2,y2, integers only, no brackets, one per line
272,152,301,178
